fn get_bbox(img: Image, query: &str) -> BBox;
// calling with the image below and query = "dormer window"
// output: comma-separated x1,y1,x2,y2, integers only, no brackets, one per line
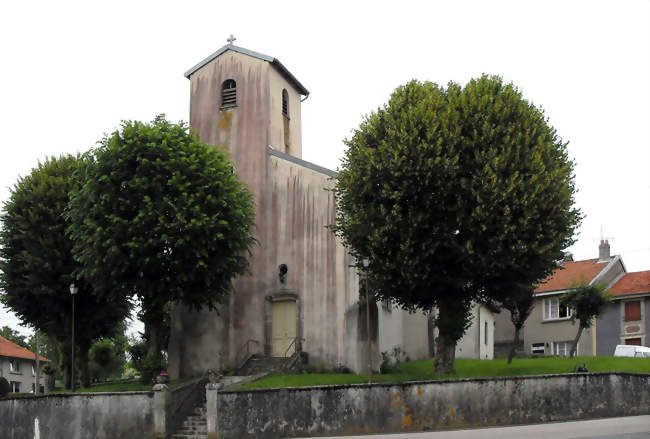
282,89,289,118
221,79,237,108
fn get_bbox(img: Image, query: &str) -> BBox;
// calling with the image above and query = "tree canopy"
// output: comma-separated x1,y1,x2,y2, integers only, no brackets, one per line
66,115,256,375
0,326,29,348
332,76,581,373
0,155,130,387
561,283,610,357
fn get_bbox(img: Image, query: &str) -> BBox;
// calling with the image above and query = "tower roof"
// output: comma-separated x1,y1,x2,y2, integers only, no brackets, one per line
184,44,310,96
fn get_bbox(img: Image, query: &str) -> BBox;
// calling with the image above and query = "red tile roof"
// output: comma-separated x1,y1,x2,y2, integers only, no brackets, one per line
0,336,48,362
535,258,611,293
609,271,650,297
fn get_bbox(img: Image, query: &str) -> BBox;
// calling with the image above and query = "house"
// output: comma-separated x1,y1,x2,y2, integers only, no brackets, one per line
494,240,625,357
167,40,494,377
455,303,495,360
0,336,48,393
596,270,650,354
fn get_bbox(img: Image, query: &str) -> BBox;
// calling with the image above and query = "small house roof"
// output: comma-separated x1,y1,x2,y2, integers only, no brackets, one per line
608,271,650,297
184,43,309,96
0,336,48,362
535,258,612,293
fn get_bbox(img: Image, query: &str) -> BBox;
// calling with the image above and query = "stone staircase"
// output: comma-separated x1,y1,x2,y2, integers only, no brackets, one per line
236,354,288,375
171,404,207,439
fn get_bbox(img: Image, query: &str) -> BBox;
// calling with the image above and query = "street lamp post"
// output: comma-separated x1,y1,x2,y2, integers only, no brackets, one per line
70,283,78,392
362,258,373,383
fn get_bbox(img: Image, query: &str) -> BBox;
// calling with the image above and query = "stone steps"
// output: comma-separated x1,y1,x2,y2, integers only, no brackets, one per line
171,404,208,439
237,354,288,375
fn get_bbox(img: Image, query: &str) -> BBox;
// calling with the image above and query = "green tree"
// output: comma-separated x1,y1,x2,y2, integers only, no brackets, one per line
0,326,29,348
332,77,581,374
88,338,127,382
561,283,610,358
0,155,131,388
28,331,60,365
495,284,535,364
67,115,256,381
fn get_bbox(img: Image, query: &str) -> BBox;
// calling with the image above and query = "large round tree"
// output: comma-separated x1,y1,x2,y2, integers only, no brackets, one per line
0,155,130,388
67,115,256,375
332,76,581,374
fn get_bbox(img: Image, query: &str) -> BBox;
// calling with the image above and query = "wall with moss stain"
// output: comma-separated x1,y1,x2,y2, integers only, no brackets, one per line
216,372,650,438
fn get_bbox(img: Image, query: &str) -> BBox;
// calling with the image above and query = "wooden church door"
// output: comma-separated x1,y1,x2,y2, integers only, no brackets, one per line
271,300,297,357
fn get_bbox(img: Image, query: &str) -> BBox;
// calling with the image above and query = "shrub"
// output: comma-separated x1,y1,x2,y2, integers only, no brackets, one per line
140,354,166,385
0,377,10,397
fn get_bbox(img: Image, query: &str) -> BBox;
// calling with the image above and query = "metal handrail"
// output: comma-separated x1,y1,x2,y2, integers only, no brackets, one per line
282,337,305,371
284,337,305,358
235,339,260,369
171,369,210,414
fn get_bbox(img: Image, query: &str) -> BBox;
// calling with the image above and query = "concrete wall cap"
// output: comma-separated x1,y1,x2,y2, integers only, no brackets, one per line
219,371,650,395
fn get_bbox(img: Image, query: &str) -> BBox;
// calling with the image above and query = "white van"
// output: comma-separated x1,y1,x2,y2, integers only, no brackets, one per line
613,344,650,358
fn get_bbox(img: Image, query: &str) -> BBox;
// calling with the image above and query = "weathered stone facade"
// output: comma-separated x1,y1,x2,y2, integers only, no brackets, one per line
167,44,376,376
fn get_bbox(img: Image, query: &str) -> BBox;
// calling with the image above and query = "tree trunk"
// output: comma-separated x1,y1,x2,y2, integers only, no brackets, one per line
570,325,584,358
62,364,71,390
59,343,72,390
145,320,161,359
507,325,522,364
434,335,456,375
78,340,91,388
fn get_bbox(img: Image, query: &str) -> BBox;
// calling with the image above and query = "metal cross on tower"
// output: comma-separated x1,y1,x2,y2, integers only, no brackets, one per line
227,34,236,45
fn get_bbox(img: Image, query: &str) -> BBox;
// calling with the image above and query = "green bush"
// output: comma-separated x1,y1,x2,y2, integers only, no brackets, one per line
139,354,166,385
0,377,10,397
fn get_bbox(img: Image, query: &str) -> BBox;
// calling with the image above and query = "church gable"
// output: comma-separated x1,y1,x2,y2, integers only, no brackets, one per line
184,42,309,96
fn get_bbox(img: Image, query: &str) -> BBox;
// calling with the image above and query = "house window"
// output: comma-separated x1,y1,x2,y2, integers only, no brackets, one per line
553,341,574,356
531,343,545,354
32,364,35,376
484,321,488,345
625,337,642,346
10,381,20,393
221,79,237,108
624,300,641,322
282,89,289,117
543,297,571,320
9,359,20,373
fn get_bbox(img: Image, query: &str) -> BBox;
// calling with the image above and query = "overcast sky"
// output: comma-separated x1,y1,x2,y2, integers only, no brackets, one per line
1,0,648,335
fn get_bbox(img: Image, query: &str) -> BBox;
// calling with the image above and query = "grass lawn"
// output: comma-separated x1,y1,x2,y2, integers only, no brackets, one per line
49,377,196,393
235,356,650,390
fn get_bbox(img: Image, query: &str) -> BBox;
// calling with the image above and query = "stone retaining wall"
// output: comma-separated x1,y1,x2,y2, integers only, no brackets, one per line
0,391,154,439
215,372,650,438
0,377,205,439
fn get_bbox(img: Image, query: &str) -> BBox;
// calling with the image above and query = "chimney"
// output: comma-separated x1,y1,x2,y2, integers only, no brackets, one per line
598,240,610,261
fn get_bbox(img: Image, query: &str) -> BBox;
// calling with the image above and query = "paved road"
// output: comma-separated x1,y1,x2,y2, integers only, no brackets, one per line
292,415,650,438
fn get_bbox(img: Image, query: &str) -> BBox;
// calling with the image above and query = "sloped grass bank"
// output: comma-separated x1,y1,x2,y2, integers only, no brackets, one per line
47,377,195,393
235,356,650,389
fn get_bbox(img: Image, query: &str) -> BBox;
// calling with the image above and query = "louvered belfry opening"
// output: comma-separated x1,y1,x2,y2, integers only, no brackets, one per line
282,89,289,117
221,79,237,108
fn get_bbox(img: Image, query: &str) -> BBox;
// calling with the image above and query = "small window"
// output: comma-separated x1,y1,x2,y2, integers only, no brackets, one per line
9,359,20,373
624,300,641,322
543,297,572,320
484,321,488,345
221,79,237,108
32,364,35,376
625,337,642,346
553,341,574,357
10,381,20,393
531,343,545,354
282,89,289,117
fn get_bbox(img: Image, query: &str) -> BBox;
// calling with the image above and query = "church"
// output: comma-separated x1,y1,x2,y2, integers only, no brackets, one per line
168,39,493,378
